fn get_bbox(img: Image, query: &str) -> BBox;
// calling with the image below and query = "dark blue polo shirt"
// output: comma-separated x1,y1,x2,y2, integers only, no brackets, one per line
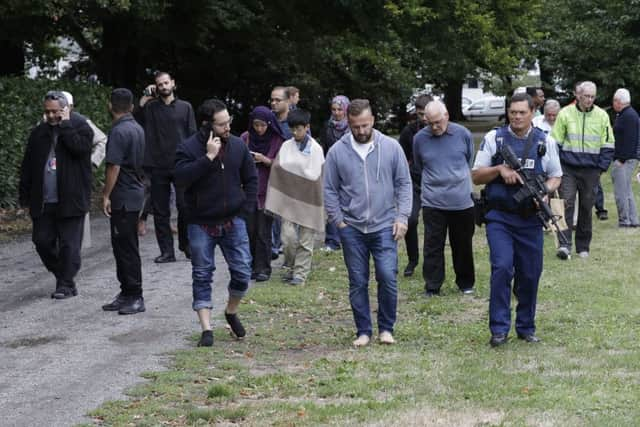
105,114,145,211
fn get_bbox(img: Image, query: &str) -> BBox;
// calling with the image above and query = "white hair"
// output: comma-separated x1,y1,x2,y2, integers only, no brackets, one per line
425,100,448,116
614,88,631,104
61,91,74,106
544,99,560,111
578,81,597,94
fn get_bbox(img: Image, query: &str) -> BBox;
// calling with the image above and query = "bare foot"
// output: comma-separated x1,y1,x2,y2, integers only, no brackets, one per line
352,335,370,347
379,331,395,345
137,220,146,236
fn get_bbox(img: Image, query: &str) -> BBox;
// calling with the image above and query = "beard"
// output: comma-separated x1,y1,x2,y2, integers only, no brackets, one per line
354,130,373,144
158,87,173,98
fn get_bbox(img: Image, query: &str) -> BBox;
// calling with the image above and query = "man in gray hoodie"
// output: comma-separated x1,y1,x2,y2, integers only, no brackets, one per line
324,99,412,347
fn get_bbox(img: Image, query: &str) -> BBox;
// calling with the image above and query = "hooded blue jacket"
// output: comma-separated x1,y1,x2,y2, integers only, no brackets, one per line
323,129,412,233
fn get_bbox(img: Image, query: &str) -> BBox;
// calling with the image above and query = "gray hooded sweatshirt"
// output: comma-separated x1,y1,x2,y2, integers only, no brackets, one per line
323,129,412,234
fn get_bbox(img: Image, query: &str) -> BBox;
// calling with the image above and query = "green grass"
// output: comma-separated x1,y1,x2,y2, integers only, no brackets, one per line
87,176,640,426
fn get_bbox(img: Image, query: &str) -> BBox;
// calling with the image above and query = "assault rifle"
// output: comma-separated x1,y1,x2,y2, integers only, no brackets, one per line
500,144,568,246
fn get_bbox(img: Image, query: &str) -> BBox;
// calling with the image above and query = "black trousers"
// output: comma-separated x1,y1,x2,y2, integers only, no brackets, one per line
422,206,475,292
149,167,188,256
32,204,84,289
404,186,421,264
247,209,273,276
110,209,143,297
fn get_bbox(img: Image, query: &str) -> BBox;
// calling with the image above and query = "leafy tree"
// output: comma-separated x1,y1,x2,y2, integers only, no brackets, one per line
387,0,543,119
537,0,640,104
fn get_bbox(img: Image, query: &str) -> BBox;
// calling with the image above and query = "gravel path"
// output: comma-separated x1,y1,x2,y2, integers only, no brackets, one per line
0,215,230,427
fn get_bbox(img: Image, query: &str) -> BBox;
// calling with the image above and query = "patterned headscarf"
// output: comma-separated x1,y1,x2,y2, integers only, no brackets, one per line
329,95,350,135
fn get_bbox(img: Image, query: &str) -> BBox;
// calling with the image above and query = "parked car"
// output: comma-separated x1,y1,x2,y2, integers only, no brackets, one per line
462,97,505,122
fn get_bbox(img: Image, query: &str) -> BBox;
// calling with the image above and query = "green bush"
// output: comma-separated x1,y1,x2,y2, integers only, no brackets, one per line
0,77,112,208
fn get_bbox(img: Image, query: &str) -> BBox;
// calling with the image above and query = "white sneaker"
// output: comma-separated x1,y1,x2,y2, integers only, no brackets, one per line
578,251,589,258
319,246,334,253
353,335,370,347
379,331,396,345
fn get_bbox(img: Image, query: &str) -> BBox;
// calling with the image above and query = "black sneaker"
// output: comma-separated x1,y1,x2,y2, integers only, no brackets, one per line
51,287,78,299
597,210,608,220
424,289,440,298
225,312,246,338
102,293,127,311
403,262,417,277
198,330,214,347
118,296,145,315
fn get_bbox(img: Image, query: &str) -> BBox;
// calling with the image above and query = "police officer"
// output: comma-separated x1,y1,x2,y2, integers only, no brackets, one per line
472,93,562,347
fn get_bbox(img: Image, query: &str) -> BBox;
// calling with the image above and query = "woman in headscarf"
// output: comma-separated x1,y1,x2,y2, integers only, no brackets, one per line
241,106,285,282
321,95,350,252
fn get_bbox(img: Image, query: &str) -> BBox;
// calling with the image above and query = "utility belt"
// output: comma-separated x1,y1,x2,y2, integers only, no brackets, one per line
486,200,537,218
473,190,536,226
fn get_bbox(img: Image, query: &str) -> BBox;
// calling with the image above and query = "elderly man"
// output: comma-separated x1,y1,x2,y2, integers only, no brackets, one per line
324,99,412,347
413,100,475,297
19,91,94,299
60,91,109,250
472,93,562,347
610,88,640,227
533,99,561,134
552,81,614,259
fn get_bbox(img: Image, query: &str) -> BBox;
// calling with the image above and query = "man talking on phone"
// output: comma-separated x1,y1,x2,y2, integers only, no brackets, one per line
175,99,257,347
19,91,94,299
135,71,197,263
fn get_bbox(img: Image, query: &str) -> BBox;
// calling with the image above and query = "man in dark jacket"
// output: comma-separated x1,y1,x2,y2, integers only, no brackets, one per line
397,94,431,276
611,88,640,227
19,90,94,299
135,71,197,263
175,99,258,347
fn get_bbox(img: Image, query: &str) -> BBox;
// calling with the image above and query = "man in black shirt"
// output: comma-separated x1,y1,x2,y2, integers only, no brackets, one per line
102,88,146,314
135,71,197,263
397,94,432,277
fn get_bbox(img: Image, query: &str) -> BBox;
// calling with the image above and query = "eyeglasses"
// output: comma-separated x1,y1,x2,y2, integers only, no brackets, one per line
213,116,233,128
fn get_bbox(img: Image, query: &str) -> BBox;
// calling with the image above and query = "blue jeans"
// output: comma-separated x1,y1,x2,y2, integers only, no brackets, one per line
188,217,252,311
339,225,398,337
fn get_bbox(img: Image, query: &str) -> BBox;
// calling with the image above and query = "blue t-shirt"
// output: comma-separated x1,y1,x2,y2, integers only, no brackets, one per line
413,122,474,210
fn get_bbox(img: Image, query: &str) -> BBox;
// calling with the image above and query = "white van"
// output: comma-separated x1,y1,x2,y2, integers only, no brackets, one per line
462,97,506,122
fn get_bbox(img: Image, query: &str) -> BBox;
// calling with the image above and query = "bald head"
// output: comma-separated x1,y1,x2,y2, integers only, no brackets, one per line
425,100,449,136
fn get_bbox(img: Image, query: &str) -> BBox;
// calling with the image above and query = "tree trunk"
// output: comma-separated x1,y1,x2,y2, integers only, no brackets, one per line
0,39,24,76
443,80,464,121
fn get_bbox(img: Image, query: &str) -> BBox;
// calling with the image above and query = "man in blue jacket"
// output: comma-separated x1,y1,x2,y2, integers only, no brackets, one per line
611,88,640,227
175,99,258,347
324,99,412,347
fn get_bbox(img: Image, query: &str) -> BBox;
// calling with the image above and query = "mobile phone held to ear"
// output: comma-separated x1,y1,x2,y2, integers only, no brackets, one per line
143,86,156,97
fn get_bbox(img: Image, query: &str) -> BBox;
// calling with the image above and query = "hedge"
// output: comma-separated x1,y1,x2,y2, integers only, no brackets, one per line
0,77,112,208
